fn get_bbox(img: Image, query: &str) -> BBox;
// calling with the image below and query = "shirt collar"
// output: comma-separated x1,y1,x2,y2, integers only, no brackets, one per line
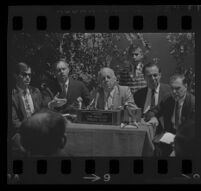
148,83,160,94
104,85,116,98
177,93,186,106
16,85,29,94
59,78,69,88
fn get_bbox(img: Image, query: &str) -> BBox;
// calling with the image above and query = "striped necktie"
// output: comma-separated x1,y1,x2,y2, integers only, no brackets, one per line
24,89,32,117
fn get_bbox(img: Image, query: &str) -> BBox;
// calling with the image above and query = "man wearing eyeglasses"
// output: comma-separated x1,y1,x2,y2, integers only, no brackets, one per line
11,62,43,133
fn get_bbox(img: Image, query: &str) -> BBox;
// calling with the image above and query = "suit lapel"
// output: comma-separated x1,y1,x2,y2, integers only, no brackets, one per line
66,78,72,100
142,87,148,109
16,89,27,119
30,87,39,111
158,84,163,103
181,93,190,123
97,89,104,109
112,85,120,109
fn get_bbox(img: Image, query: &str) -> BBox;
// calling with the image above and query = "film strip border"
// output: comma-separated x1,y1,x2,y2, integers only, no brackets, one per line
7,6,201,184
12,15,193,31
8,6,201,32
7,158,201,184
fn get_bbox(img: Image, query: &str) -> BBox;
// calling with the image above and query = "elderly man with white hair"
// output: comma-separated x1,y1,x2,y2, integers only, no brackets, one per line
91,67,137,110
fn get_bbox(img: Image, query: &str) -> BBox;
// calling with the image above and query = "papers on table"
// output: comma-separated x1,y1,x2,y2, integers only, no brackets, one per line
159,132,175,144
120,123,138,129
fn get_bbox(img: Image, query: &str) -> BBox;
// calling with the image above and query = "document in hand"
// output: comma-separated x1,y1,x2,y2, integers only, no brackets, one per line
159,132,175,144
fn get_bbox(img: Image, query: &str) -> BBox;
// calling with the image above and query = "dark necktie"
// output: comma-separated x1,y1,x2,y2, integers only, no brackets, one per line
175,101,181,128
150,89,156,109
62,83,67,97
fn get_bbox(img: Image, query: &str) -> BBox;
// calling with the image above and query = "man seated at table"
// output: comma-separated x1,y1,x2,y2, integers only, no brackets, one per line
12,110,68,157
134,62,172,133
145,74,195,157
12,62,45,136
48,59,91,113
90,67,137,110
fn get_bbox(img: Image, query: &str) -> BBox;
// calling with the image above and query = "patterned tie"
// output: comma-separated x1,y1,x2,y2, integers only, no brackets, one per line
150,89,156,109
24,89,32,118
175,101,181,128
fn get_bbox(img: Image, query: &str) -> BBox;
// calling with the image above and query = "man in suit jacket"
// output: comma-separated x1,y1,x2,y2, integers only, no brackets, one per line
12,62,43,134
147,74,195,157
91,67,137,110
48,59,91,113
134,62,171,114
134,62,172,134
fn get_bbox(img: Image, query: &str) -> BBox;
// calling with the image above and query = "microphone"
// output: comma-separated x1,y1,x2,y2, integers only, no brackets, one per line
77,97,83,109
41,83,54,99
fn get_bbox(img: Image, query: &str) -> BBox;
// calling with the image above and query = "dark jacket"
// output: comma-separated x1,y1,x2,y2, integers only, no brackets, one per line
52,78,91,113
12,86,43,131
134,83,172,110
151,92,195,157
93,85,135,110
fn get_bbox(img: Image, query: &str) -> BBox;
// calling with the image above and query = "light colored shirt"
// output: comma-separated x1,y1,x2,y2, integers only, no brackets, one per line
143,84,160,114
104,85,117,110
59,78,69,97
171,94,186,130
17,86,35,117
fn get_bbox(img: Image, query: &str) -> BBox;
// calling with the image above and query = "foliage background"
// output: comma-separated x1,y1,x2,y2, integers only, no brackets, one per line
9,33,195,94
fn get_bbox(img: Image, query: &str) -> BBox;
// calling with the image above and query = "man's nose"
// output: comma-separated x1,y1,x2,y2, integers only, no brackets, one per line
172,89,176,94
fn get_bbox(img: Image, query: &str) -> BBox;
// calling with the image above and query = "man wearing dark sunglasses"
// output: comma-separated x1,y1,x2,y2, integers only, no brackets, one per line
11,62,44,135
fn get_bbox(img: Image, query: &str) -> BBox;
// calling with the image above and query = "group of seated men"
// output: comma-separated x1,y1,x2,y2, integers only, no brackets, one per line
10,59,195,157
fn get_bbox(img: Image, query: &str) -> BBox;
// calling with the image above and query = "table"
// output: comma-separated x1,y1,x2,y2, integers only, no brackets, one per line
63,122,155,156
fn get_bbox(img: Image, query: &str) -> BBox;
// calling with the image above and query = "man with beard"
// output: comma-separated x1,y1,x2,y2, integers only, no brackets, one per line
48,59,91,113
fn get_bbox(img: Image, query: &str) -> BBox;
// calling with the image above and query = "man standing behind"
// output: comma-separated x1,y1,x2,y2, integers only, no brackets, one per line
48,59,91,113
119,45,147,94
12,62,43,133
92,67,137,110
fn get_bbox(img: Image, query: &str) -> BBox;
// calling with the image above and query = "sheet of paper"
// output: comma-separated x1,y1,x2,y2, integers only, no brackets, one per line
160,132,175,144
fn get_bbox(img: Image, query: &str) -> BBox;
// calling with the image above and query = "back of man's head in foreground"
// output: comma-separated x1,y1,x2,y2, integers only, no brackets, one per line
19,111,67,156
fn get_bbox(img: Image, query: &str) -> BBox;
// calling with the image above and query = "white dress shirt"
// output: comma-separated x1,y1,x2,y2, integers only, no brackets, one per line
17,86,35,117
59,78,69,97
104,86,117,110
143,84,160,114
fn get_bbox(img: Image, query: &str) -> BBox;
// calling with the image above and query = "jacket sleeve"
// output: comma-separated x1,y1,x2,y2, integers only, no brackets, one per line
12,104,22,134
174,96,195,157
145,93,171,121
81,83,91,106
125,86,135,105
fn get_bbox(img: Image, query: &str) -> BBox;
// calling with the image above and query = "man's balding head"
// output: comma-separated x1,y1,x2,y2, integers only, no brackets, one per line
19,111,67,156
98,67,117,92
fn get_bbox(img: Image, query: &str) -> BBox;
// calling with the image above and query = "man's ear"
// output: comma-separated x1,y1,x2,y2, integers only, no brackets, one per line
184,82,188,89
60,135,67,149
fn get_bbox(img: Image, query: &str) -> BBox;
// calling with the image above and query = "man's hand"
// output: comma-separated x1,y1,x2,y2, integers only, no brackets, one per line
146,117,159,127
48,92,67,109
144,110,155,122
